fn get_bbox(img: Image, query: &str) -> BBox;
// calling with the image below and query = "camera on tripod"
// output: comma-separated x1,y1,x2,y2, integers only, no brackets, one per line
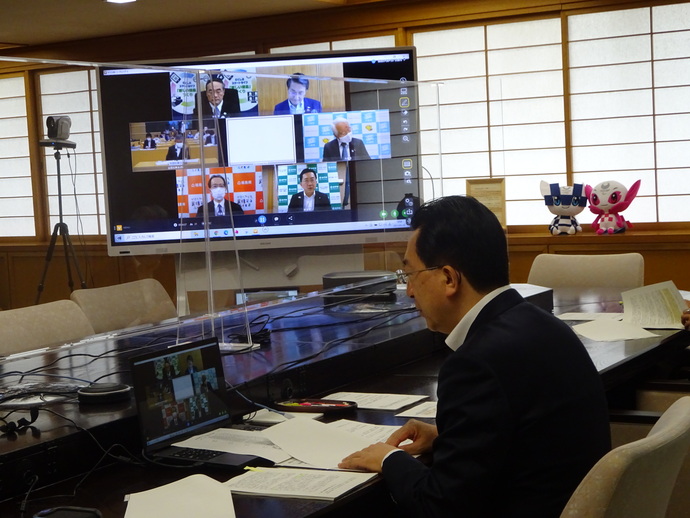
40,115,76,149
35,114,86,303
47,115,72,140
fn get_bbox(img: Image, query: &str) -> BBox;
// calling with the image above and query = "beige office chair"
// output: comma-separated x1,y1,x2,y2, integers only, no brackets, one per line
0,300,95,356
560,396,690,518
70,278,178,334
527,253,644,290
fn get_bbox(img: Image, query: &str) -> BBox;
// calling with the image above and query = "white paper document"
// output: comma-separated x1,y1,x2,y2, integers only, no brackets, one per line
558,312,623,321
324,391,427,411
622,281,686,329
125,474,235,518
224,467,377,501
567,281,686,341
328,419,401,443
262,418,372,469
572,319,659,341
396,401,438,419
173,427,292,464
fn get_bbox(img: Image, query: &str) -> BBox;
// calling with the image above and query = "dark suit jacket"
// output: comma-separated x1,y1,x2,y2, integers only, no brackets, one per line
195,199,244,217
287,191,331,212
322,137,370,162
201,88,241,118
382,288,611,518
273,97,322,115
142,138,156,149
165,145,190,160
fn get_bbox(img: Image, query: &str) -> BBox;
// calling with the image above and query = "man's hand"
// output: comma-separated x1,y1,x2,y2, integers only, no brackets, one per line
338,442,397,472
338,419,438,472
386,418,438,456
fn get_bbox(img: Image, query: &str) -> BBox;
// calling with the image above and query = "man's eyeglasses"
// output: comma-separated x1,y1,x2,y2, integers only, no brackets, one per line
395,267,439,284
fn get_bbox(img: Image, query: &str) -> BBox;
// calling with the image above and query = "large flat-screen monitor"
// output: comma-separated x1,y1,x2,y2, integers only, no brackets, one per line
98,47,420,256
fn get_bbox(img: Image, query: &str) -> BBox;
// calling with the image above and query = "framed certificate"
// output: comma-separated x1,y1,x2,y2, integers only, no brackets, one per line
466,178,506,228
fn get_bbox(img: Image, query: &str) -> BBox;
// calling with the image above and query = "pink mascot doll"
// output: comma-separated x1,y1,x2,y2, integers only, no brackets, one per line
585,180,641,235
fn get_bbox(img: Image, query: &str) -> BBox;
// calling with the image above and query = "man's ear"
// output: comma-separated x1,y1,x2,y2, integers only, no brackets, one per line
442,265,461,294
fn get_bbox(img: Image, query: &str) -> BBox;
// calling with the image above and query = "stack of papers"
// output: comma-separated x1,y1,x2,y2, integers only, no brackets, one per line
224,467,377,501
563,281,687,341
128,393,433,511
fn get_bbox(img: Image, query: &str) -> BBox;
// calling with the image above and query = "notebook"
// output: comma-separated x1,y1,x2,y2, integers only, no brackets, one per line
129,337,272,469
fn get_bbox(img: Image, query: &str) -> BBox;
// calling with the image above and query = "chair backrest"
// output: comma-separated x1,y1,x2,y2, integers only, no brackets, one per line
70,278,178,334
0,300,95,356
527,253,644,289
560,396,690,518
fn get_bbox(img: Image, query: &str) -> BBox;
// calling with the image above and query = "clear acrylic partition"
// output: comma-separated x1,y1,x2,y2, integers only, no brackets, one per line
0,53,441,359
175,68,439,345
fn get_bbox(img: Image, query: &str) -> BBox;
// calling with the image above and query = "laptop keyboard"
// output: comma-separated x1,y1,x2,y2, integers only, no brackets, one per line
171,448,224,461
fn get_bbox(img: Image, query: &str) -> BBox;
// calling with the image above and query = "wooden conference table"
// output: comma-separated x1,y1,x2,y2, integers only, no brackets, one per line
1,284,688,517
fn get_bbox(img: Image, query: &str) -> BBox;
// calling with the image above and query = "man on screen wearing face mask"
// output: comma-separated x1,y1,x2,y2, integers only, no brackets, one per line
196,174,244,218
165,134,190,161
322,117,371,162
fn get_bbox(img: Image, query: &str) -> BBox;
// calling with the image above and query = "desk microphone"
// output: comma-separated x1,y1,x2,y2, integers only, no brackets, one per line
77,383,131,404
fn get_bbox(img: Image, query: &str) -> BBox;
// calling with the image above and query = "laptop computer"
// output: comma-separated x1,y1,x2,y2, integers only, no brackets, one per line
129,337,272,469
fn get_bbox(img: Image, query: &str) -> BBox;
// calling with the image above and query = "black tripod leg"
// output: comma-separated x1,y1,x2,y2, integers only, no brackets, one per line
61,223,87,290
58,223,76,293
35,223,61,305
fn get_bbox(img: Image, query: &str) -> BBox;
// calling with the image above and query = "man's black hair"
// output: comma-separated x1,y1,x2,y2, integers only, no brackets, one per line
410,195,509,293
207,174,227,189
287,72,309,90
205,76,225,90
299,168,316,182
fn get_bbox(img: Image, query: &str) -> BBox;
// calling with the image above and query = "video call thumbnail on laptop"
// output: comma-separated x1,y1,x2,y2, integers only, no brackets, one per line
129,337,270,468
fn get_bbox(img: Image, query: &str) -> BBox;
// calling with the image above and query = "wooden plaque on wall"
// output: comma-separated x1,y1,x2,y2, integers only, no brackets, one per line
466,178,506,228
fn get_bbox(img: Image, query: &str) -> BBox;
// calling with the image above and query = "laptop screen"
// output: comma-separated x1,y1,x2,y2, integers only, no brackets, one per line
130,337,230,449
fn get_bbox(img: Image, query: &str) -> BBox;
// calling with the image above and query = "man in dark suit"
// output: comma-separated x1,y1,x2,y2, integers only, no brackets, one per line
201,77,240,119
142,132,156,149
287,169,331,212
322,117,370,162
165,134,190,160
340,195,611,518
273,73,322,115
195,174,243,218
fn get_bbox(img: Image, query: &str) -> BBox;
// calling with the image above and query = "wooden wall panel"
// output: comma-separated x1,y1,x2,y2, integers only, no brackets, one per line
510,235,690,291
3,236,689,311
5,246,177,310
0,253,9,310
508,244,548,285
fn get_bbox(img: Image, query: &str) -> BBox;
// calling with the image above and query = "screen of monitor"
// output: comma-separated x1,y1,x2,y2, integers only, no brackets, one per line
98,47,420,256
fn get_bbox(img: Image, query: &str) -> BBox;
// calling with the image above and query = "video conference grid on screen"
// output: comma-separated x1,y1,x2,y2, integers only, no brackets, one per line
98,48,420,254
131,340,228,447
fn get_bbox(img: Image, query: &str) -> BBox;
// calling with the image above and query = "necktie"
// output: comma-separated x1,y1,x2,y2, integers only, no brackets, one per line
217,204,223,216
214,106,220,118
341,142,350,160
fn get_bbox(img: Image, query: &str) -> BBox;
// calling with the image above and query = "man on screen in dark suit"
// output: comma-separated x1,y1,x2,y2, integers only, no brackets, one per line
196,174,243,218
287,169,331,212
273,73,322,115
201,77,240,119
322,117,370,162
339,196,611,518
142,132,156,149
165,134,190,160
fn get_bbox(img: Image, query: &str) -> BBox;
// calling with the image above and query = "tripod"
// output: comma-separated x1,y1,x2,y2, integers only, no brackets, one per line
35,144,87,305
